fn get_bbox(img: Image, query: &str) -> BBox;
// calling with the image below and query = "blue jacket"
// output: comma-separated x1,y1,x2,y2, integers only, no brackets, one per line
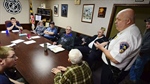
140,29,150,56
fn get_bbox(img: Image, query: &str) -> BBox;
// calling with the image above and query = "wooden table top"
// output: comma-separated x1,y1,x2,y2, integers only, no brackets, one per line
0,30,71,84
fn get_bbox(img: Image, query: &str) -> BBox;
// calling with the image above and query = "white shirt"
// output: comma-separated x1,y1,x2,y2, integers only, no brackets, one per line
88,36,103,49
102,24,142,71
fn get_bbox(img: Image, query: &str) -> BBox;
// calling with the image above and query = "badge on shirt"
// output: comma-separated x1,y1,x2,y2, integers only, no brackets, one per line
119,42,129,53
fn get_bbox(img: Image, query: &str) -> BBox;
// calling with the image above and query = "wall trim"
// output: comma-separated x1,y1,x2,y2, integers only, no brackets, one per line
0,24,32,31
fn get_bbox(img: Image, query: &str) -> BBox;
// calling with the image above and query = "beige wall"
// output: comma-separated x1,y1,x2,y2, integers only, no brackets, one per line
46,0,149,36
0,0,46,24
0,0,149,36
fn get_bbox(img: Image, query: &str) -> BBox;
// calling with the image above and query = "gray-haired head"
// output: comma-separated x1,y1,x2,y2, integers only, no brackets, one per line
68,49,82,64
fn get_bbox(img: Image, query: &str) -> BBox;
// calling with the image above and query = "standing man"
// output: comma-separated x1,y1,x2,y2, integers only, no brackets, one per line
0,46,24,84
129,17,150,83
94,8,142,84
7,17,23,30
43,21,58,41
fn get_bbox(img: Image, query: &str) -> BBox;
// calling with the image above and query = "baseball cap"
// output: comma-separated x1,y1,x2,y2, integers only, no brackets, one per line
144,17,150,22
50,21,55,24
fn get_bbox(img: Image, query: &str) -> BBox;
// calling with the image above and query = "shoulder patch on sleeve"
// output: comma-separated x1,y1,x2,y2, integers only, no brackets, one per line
119,42,129,53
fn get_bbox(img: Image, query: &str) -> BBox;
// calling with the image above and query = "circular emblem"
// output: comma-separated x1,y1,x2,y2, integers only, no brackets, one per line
3,0,22,14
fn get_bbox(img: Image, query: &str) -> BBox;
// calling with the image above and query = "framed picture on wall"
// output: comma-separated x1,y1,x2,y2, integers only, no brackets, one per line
135,0,144,2
81,4,95,23
98,7,107,18
54,4,59,17
61,4,68,17
74,0,81,5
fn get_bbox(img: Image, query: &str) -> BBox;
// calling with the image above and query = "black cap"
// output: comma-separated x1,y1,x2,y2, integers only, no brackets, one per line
50,21,55,24
144,17,150,22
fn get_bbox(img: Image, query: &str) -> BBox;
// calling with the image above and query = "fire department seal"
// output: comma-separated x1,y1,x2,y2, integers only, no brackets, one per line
3,0,22,14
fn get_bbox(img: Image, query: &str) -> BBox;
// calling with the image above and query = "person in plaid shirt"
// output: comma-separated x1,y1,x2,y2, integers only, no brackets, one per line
51,49,92,84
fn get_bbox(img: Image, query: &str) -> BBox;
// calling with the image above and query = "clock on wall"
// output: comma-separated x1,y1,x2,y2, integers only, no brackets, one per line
74,0,81,5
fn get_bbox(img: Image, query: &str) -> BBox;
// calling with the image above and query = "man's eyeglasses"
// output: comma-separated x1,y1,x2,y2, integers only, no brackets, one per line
66,29,71,30
7,54,17,59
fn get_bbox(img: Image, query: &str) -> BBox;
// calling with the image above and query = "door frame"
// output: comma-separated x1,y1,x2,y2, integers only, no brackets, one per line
106,4,150,37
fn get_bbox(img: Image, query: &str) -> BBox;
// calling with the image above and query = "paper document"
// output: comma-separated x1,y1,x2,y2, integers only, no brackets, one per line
50,46,65,53
48,45,65,53
12,30,19,32
1,31,7,33
5,43,16,47
31,36,41,39
11,39,25,44
35,15,41,21
24,40,36,44
47,45,58,49
39,43,51,47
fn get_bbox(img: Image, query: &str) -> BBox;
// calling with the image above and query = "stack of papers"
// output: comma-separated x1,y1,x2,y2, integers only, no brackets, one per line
12,30,19,33
1,30,20,33
24,40,36,44
1,31,7,33
39,43,65,53
5,43,16,47
31,36,41,39
48,45,65,53
11,39,25,44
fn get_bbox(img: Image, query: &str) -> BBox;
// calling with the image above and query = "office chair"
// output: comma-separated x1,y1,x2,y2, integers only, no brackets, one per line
5,20,19,29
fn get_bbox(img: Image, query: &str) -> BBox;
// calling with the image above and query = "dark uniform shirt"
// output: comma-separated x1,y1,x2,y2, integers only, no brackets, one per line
7,22,21,30
0,73,14,84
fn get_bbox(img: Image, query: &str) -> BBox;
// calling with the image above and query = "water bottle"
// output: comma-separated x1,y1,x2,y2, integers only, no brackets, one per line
6,30,9,36
44,43,47,52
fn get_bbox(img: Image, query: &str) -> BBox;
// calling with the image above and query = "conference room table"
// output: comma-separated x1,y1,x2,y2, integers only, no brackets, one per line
0,29,71,84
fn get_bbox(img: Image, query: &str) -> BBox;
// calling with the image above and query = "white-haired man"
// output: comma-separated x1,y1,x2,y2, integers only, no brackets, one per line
51,49,92,84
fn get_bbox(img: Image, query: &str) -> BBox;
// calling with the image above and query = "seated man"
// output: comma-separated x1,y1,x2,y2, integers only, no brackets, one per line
0,46,24,84
43,21,57,41
51,49,92,84
34,21,46,36
7,17,23,31
76,27,108,69
53,26,74,50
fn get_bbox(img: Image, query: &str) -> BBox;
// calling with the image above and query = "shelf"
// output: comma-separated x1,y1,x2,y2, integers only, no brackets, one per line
36,14,50,16
35,8,52,26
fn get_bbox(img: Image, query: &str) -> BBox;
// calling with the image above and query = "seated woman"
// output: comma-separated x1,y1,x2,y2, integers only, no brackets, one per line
76,27,108,70
34,21,46,36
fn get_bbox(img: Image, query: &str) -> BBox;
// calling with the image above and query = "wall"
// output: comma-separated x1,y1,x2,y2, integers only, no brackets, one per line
0,0,46,24
0,0,149,35
46,0,149,36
